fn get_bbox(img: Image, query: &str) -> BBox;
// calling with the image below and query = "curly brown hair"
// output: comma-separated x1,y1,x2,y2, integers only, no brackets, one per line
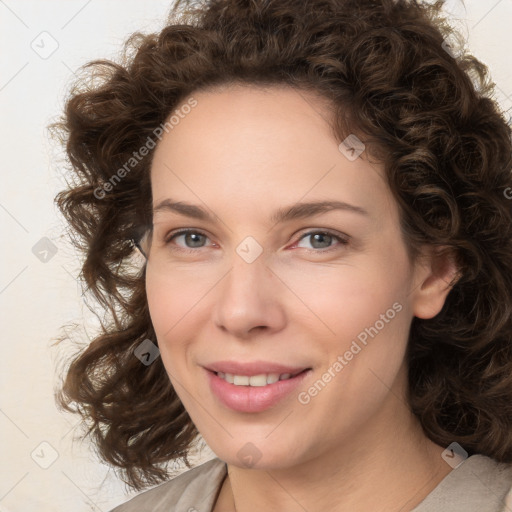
52,0,512,491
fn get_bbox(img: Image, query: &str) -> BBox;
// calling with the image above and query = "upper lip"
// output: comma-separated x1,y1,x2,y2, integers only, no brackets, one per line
204,360,311,376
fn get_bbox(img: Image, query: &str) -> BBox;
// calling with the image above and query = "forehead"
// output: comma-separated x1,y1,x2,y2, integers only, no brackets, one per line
150,84,396,225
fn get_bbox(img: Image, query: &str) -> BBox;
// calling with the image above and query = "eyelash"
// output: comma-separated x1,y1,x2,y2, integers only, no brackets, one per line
163,228,349,254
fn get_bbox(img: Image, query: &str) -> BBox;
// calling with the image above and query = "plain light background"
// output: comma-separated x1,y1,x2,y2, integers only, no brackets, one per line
1,0,511,510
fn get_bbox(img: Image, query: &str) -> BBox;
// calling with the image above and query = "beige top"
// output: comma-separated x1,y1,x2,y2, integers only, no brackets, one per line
111,454,512,512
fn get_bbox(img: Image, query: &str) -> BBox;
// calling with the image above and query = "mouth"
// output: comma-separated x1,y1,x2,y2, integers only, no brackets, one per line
205,367,313,413
210,368,310,386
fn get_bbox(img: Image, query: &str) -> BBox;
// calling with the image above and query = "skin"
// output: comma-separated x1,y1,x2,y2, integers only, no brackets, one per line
145,83,459,512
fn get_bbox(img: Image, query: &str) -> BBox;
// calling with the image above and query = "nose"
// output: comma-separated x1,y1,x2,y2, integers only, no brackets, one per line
211,251,287,339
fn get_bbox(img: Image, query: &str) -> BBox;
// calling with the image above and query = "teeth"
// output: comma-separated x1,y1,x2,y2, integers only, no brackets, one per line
216,371,297,386
233,375,250,385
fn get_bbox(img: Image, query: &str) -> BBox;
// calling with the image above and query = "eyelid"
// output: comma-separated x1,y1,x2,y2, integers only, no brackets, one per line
290,229,350,251
164,228,208,242
164,228,214,247
163,227,349,252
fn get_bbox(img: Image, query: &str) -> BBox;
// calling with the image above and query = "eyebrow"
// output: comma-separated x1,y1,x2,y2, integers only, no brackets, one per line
153,199,369,224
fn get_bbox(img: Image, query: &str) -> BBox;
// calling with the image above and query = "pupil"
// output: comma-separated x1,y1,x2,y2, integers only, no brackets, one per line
312,233,331,248
187,233,204,247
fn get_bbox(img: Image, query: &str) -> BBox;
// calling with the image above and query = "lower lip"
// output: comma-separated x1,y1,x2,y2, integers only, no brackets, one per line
205,368,312,413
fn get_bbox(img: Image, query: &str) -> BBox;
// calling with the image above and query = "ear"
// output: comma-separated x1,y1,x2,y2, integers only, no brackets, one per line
410,245,461,320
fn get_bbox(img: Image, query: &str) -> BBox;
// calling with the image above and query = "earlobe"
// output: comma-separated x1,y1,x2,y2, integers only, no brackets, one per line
411,246,460,320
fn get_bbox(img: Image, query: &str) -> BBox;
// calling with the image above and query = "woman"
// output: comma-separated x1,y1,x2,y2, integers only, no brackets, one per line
53,0,512,510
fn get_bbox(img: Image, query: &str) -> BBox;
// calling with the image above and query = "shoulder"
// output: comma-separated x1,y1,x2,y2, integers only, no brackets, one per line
413,454,512,512
109,457,227,512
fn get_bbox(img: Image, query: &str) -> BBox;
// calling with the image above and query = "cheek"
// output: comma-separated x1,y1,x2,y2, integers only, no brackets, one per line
145,267,215,335
284,260,412,399
278,260,409,344
293,269,410,434
146,276,176,336
145,273,198,364
145,268,223,382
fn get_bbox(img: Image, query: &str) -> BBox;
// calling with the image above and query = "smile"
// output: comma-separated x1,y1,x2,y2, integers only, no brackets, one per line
215,370,304,386
206,368,312,413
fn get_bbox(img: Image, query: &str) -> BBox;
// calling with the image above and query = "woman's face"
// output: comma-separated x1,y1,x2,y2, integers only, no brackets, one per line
145,84,441,469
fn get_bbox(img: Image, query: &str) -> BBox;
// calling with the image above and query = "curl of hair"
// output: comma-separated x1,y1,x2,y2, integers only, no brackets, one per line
52,0,512,490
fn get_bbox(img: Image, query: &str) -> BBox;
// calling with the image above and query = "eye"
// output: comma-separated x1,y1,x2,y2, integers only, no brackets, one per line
164,229,212,250
162,228,349,253
294,230,349,251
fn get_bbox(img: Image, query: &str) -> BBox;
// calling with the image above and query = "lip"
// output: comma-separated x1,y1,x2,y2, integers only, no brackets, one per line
203,360,310,376
205,367,312,413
